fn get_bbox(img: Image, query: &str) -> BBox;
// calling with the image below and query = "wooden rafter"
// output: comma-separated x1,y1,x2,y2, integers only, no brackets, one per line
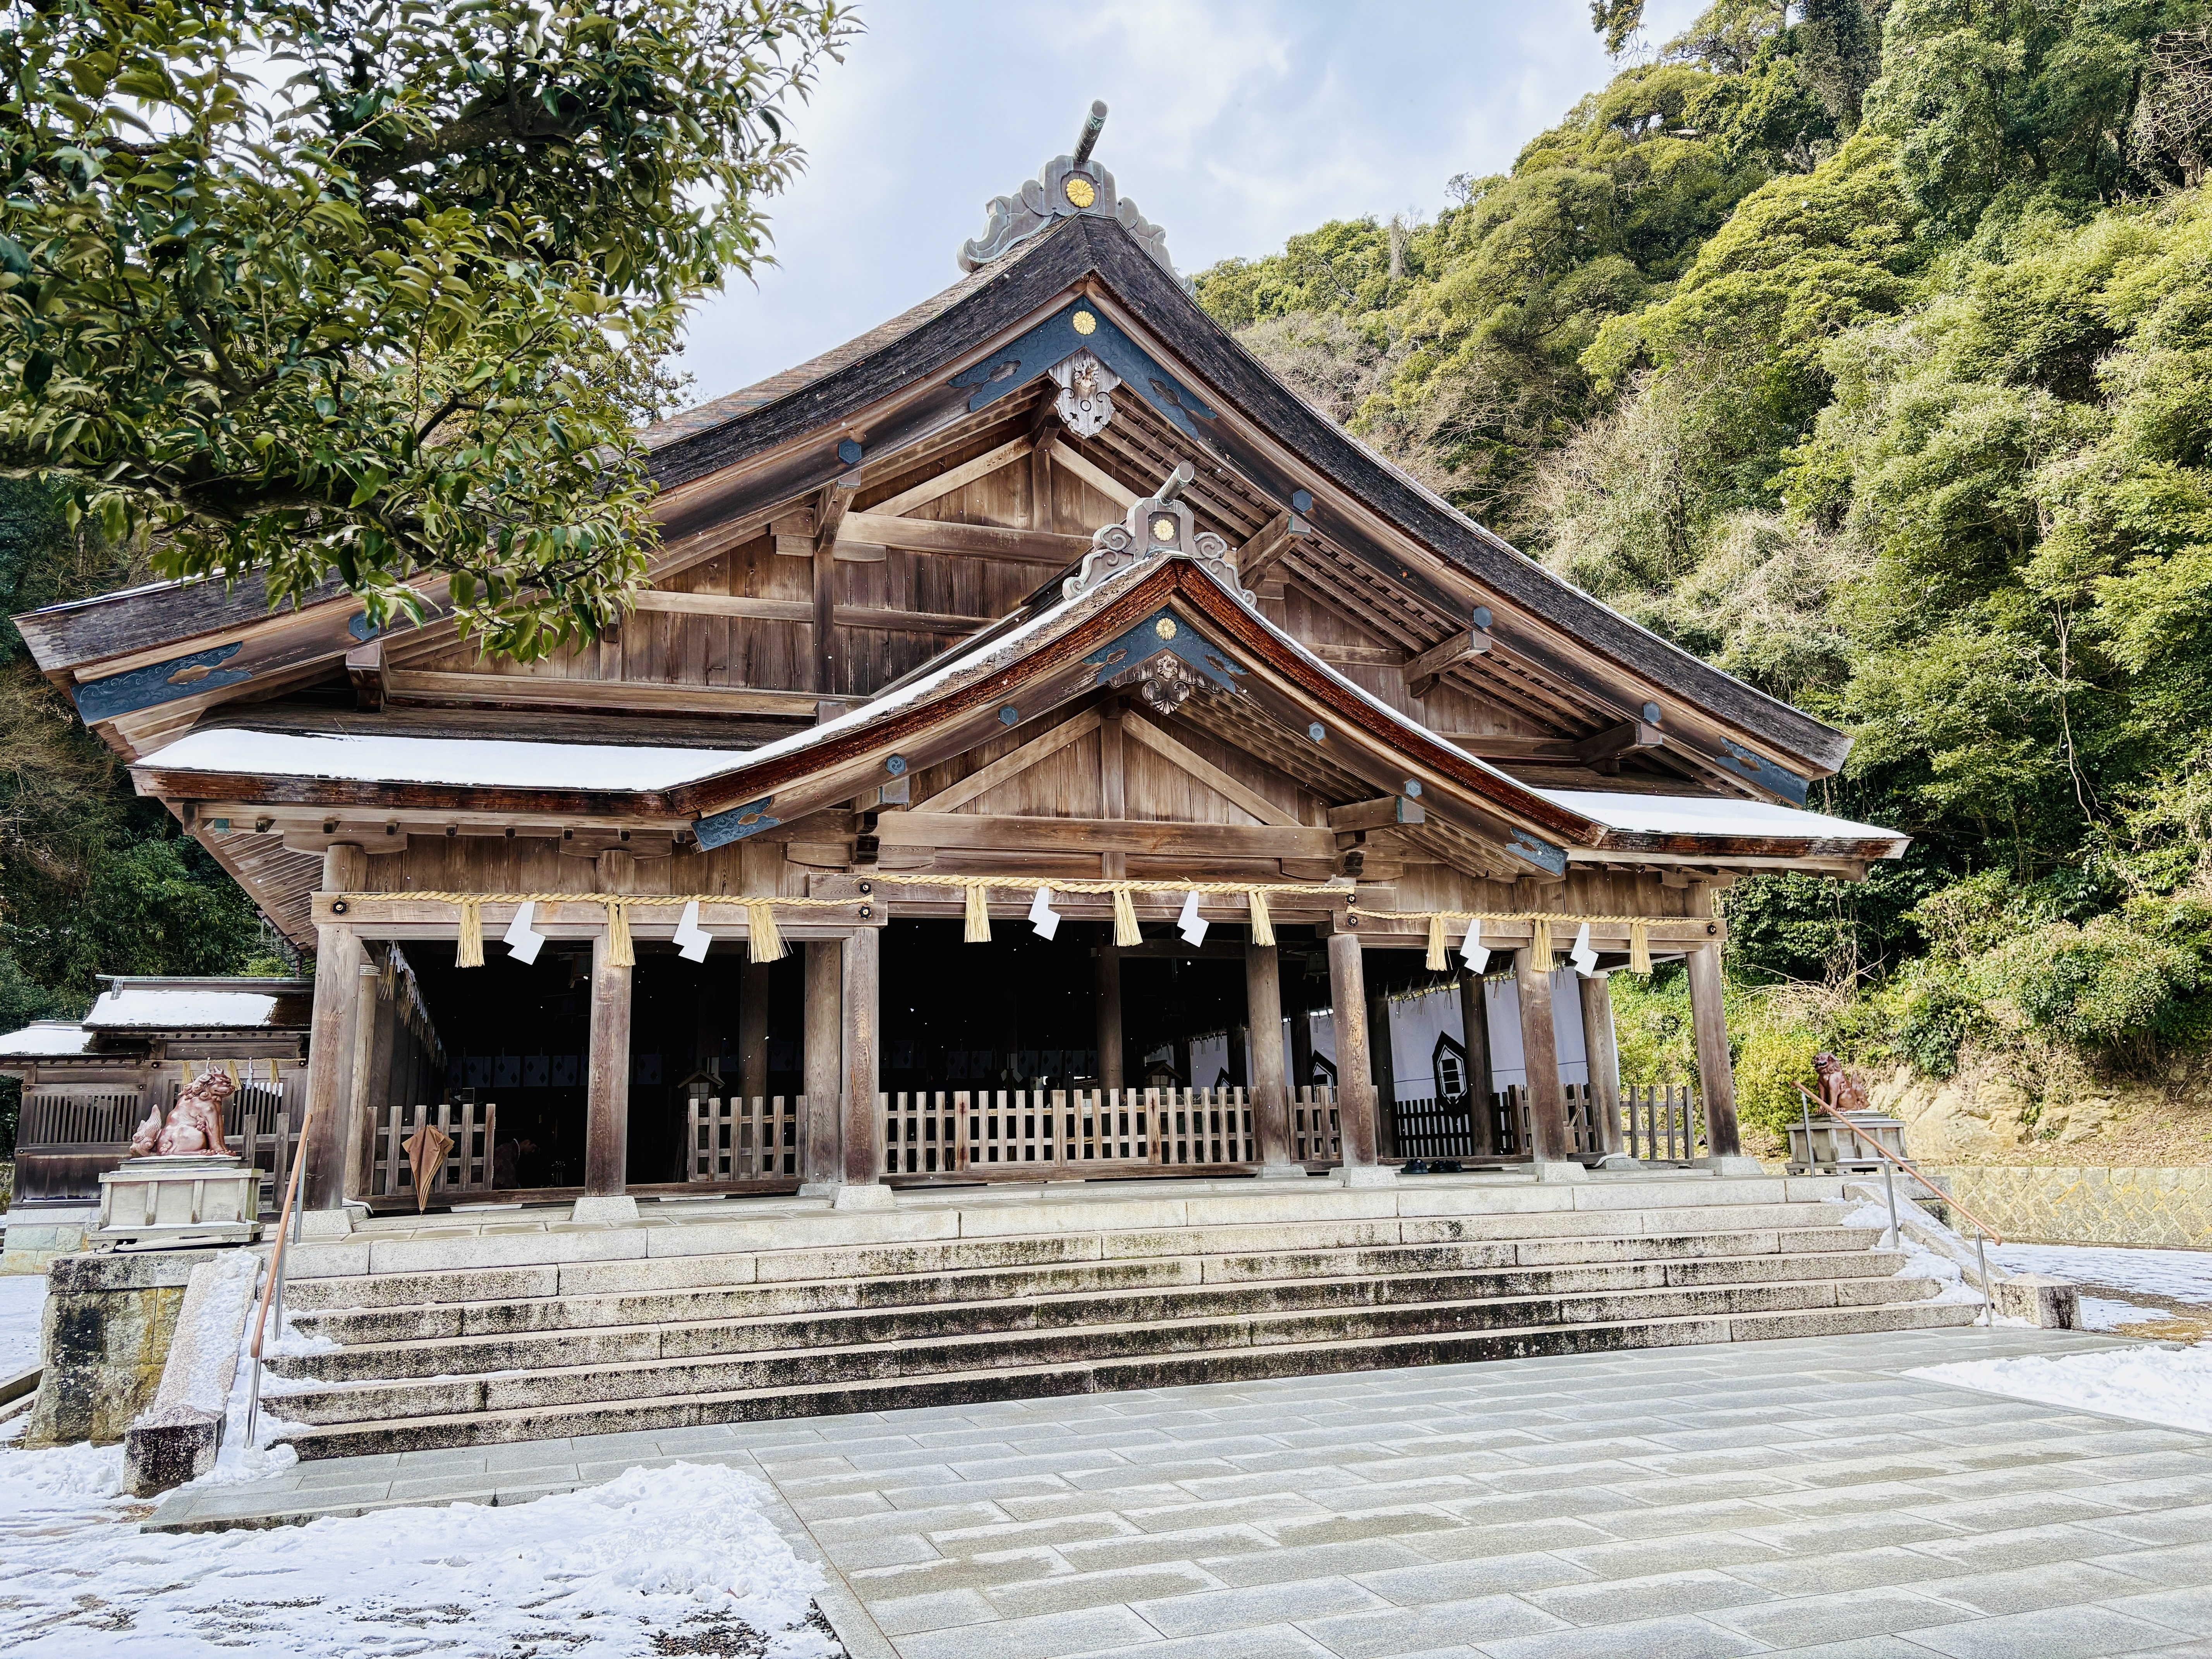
1120,710,1305,827
907,708,1103,814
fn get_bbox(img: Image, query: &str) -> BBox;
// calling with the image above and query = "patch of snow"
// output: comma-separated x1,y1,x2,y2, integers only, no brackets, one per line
0,1020,93,1057
0,1272,48,1375
1909,1343,2212,1437
0,1461,834,1657
1532,788,1902,842
2080,1296,2170,1331
1843,1201,1987,1307
88,986,287,1029
1992,1243,2212,1307
139,727,745,791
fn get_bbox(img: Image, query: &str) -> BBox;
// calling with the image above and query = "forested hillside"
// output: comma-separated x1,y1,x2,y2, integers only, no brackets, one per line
1198,0,2212,1158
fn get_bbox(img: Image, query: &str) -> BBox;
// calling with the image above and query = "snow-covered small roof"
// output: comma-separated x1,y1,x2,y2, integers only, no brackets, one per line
137,728,745,792
1537,789,1905,848
0,1020,95,1059
85,980,313,1032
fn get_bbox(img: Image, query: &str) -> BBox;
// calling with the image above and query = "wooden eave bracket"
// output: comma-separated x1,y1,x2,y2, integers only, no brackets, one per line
1404,624,1491,699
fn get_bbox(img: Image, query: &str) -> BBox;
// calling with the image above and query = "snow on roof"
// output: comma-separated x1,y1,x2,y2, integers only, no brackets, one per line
139,728,749,792
0,1020,95,1058
1534,789,1903,843
86,986,302,1031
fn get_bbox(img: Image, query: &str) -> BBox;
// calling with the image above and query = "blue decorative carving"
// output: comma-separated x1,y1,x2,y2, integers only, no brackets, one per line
950,306,1217,441
837,438,865,466
1084,609,1245,692
75,642,250,723
1508,829,1569,877
1716,740,1809,806
693,797,780,852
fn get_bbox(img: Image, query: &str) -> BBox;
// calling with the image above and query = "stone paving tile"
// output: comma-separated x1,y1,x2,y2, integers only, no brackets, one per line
1552,1529,1792,1578
1896,1602,2193,1658
893,1603,1157,1659
2104,1587,2212,1638
1198,1537,1432,1587
1709,1583,1977,1645
1475,1611,1766,1659
1294,1590,1571,1657
985,1562,1226,1619
2078,1501,2212,1546
1063,1625,1339,1659
864,1585,996,1637
1129,1574,1391,1637
1915,1558,2167,1616
1518,1566,1776,1627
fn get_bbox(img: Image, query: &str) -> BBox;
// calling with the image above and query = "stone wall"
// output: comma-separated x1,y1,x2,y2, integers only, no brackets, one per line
1934,1164,2212,1249
22,1249,224,1446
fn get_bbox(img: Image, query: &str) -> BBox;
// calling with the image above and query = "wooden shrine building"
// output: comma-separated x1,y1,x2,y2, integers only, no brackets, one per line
14,110,1907,1225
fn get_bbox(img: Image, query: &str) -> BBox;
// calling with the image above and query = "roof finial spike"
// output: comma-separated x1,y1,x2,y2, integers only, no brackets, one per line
1155,460,1195,504
1073,100,1108,168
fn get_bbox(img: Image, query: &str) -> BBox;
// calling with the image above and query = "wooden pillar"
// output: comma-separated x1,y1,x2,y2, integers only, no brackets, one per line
1458,970,1496,1157
584,927,632,1198
1245,943,1291,1168
1513,948,1574,1165
803,940,842,1184
346,960,399,1201
812,540,838,696
1095,937,1124,1091
1367,983,1397,1160
1578,972,1624,1156
841,927,883,1186
301,843,366,1212
1687,943,1742,1159
738,960,771,1101
1326,931,1379,1168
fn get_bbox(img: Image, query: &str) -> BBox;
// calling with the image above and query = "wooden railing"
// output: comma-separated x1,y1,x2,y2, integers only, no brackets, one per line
877,1086,1302,1175
1620,1084,1703,1161
15,1089,144,1150
371,1100,498,1200
1290,1085,1339,1163
1387,1081,1703,1164
687,1095,802,1182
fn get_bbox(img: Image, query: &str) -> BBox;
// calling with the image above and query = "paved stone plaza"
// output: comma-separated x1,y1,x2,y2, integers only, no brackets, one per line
158,1327,2212,1657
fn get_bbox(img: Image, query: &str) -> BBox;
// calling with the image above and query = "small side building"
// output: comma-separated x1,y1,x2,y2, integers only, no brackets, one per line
0,977,312,1271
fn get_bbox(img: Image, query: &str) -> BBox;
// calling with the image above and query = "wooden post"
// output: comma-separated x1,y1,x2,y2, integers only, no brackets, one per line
1578,972,1623,1156
1513,948,1575,1168
1458,970,1496,1156
1326,930,1381,1172
738,960,770,1101
803,940,842,1184
1367,983,1397,1160
840,927,883,1188
584,927,632,1202
812,539,838,696
346,959,398,1200
1245,943,1291,1169
1096,936,1124,1091
1687,943,1743,1159
301,843,366,1214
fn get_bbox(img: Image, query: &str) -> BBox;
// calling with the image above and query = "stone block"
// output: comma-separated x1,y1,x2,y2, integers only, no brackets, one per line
124,1402,223,1496
1994,1272,2079,1329
22,1247,230,1447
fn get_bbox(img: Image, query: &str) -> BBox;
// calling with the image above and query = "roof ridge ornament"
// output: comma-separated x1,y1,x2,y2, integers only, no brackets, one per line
1064,461,1253,606
958,100,1175,275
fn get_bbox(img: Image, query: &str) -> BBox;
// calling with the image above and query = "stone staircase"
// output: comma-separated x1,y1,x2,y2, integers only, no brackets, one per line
268,1182,1978,1459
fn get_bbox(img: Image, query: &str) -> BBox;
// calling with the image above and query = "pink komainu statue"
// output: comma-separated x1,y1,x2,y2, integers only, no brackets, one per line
129,1070,237,1158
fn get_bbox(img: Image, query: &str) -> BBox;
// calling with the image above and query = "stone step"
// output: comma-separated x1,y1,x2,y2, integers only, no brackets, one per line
281,1201,1861,1312
288,1243,1905,1356
277,1295,1980,1460
269,1271,1937,1423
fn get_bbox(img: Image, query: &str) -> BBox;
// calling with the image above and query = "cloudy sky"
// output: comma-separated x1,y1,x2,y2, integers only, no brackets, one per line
678,0,1707,402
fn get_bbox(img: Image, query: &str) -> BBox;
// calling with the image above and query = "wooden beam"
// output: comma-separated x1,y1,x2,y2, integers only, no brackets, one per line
382,670,816,720
1029,404,1058,530
1405,627,1492,699
835,512,1092,565
1237,510,1307,587
1572,719,1664,769
771,508,816,558
630,590,991,634
812,539,837,696
345,639,386,711
1122,712,1305,828
1046,439,1140,509
907,709,1102,814
869,434,1035,520
1327,795,1425,833
874,812,1335,860
586,925,632,1196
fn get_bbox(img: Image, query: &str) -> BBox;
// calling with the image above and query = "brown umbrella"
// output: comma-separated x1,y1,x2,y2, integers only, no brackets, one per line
401,1120,454,1212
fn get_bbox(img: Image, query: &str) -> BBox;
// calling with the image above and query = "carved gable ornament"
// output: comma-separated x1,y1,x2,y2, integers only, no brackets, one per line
958,100,1175,276
1065,462,1254,606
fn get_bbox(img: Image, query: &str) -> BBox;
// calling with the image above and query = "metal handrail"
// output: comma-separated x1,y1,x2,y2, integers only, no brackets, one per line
1794,1082,2000,1327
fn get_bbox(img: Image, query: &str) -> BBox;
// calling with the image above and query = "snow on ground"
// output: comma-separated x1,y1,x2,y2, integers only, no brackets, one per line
1842,1201,1988,1307
0,1272,47,1374
1993,1242,2212,1335
1910,1343,2212,1437
0,1456,839,1656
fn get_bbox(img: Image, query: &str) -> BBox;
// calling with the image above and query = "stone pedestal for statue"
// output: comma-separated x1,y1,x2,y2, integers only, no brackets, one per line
96,1155,261,1247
